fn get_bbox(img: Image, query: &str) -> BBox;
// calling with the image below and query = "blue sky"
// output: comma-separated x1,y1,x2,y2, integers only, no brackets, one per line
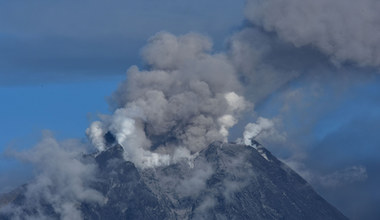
1,0,380,219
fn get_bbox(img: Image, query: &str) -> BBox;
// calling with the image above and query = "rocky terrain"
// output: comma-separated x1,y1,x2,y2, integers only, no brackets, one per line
0,140,348,220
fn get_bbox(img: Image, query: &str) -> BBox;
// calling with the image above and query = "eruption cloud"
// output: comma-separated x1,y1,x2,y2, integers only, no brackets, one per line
87,32,249,168
2,1,380,219
88,0,380,170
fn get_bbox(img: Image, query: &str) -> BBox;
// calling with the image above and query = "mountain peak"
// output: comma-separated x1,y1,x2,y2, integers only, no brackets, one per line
0,142,348,219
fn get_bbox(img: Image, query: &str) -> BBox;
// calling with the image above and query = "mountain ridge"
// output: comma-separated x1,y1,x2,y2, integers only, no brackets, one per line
0,141,348,220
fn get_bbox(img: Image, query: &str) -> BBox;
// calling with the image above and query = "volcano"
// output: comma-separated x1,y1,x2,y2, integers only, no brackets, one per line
0,140,347,220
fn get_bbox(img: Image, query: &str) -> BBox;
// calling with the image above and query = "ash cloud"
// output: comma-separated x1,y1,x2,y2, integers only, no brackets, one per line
88,32,249,168
245,0,380,67
88,1,380,174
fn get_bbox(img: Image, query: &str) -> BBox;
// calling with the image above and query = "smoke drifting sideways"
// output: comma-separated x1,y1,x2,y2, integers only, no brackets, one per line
87,32,250,168
237,1,380,218
239,0,380,165
245,0,380,67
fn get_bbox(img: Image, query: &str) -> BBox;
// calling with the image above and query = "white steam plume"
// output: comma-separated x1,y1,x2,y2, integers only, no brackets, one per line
242,117,286,146
86,121,106,151
88,32,249,168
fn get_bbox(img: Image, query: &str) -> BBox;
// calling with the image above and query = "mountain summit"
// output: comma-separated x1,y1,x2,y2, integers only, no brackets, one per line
0,141,347,220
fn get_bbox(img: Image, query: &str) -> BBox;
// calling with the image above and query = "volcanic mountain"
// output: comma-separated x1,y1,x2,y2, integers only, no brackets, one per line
0,138,347,220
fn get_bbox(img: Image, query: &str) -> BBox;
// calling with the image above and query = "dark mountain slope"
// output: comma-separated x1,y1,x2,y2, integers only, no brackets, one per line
0,142,348,220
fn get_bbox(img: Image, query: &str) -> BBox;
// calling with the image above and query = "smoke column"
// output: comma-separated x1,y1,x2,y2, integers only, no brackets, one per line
87,32,249,168
88,0,380,169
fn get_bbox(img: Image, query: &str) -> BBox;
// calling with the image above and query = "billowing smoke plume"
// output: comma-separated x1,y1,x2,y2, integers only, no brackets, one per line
245,0,380,67
87,0,380,170
87,32,249,168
